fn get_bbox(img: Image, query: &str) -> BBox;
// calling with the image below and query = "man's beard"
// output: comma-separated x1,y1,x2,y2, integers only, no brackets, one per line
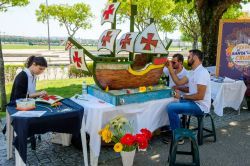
173,65,178,69
188,59,194,67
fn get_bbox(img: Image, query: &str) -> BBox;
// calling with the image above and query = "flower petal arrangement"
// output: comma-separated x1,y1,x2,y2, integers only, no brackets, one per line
99,115,152,152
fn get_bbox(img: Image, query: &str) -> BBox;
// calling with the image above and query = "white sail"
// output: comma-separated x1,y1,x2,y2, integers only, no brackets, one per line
101,2,121,25
97,29,121,52
116,32,139,53
134,23,167,54
70,49,88,72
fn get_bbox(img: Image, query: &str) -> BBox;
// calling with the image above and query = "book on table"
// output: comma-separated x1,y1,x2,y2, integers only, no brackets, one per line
36,95,64,105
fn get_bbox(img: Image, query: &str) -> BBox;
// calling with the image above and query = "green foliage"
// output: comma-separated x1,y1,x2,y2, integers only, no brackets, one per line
0,0,29,12
183,59,191,70
4,64,24,83
36,3,94,37
0,111,5,118
109,0,176,32
171,0,200,47
172,0,244,48
68,62,93,78
222,4,244,19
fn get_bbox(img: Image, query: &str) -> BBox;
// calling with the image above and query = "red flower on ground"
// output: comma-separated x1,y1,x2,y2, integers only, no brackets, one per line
140,128,152,140
120,134,136,146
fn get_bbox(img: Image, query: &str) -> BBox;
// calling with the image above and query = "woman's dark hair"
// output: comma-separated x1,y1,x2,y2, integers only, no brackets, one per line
25,56,48,68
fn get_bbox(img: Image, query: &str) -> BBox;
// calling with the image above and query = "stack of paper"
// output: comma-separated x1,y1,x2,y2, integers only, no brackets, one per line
11,111,46,117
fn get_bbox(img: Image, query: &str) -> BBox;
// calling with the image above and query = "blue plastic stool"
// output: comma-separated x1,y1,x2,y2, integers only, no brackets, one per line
168,128,200,166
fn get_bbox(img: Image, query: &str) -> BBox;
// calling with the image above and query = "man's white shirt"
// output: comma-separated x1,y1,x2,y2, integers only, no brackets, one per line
187,64,211,113
163,66,189,88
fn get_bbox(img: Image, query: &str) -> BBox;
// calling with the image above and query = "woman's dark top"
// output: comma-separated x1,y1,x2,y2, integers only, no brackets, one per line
10,71,28,104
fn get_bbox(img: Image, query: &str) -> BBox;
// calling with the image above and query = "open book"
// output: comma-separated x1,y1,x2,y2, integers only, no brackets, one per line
36,95,64,105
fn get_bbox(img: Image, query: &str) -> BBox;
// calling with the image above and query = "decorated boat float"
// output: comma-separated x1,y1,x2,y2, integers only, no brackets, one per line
66,2,173,105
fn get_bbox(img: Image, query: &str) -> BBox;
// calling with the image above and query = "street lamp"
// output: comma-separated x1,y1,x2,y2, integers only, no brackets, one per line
46,0,51,50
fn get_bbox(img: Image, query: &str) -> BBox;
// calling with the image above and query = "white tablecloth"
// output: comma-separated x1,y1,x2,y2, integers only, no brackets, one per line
211,80,247,116
71,95,174,159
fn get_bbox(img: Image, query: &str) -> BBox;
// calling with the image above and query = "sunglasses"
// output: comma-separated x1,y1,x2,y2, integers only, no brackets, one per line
171,61,177,65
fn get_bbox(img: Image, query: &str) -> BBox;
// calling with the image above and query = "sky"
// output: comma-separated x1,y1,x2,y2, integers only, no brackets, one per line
0,0,249,39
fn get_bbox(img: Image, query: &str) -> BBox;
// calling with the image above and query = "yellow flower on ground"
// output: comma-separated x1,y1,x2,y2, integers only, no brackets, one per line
113,143,123,152
102,129,113,143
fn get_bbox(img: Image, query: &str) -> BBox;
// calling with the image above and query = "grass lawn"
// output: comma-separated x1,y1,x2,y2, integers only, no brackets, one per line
0,77,94,118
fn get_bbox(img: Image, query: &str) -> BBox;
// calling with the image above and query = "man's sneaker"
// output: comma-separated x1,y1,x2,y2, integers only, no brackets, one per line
178,139,185,145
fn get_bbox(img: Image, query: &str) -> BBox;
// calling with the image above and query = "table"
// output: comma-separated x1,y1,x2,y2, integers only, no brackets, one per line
6,98,88,166
211,79,247,116
71,94,174,166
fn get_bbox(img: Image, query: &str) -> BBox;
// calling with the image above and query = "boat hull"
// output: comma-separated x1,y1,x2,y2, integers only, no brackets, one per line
95,63,164,90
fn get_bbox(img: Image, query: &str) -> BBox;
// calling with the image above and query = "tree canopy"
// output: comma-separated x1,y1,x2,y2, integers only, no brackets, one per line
172,1,244,49
174,0,250,66
109,0,176,32
0,0,29,12
171,0,200,49
36,3,94,37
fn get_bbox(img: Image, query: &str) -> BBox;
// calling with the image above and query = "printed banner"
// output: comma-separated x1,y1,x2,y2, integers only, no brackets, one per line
216,19,250,79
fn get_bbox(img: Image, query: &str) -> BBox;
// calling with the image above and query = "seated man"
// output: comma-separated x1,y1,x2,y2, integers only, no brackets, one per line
165,50,211,143
163,53,189,93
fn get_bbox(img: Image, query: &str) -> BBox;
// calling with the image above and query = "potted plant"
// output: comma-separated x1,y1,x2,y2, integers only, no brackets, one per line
98,115,152,166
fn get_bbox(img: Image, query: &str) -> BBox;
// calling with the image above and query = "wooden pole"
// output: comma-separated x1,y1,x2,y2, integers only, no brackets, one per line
111,0,118,57
129,4,137,61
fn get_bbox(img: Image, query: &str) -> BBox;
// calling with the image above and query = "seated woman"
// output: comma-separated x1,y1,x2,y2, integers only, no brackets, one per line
3,56,48,148
10,56,48,103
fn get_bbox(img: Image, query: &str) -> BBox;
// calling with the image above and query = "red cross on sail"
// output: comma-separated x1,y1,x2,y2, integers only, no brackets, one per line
141,33,158,51
73,51,82,68
116,32,139,53
102,31,112,46
98,29,121,52
134,23,167,54
120,34,132,49
65,40,73,51
70,49,88,71
101,2,121,25
103,4,114,20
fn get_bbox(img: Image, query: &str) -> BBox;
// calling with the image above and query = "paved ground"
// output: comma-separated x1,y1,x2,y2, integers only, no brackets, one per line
1,107,250,166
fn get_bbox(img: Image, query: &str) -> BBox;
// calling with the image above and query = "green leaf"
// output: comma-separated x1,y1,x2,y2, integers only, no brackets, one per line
35,3,93,37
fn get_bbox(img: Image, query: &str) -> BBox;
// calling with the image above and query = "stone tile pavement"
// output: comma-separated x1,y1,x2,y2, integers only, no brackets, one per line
0,107,250,166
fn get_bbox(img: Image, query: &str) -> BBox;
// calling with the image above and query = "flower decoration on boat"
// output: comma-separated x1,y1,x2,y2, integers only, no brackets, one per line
98,115,152,152
138,86,146,92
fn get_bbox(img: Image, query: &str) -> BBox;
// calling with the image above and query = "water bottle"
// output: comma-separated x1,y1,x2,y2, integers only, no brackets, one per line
82,80,87,97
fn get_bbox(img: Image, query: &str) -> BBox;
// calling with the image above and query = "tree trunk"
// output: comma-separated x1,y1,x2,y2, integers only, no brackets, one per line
192,36,198,49
195,0,240,66
200,18,219,66
0,38,7,112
